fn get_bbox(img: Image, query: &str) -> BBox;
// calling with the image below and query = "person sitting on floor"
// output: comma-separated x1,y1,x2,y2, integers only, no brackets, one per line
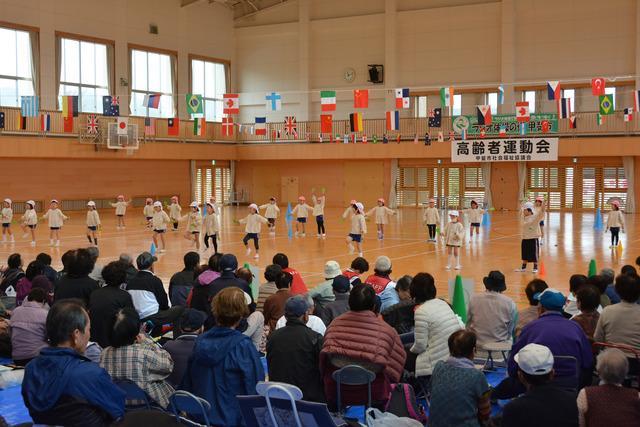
273,252,308,295
256,264,282,311
501,343,579,427
428,330,491,427
0,253,25,309
118,253,138,284
571,284,601,341
317,275,351,326
35,252,58,286
564,274,589,317
54,249,99,307
10,287,49,366
307,260,342,310
275,293,327,336
364,255,395,297
342,256,369,284
263,271,292,335
15,260,46,306
22,299,125,426
601,268,620,304
163,308,206,387
516,278,548,337
381,275,416,335
168,251,199,307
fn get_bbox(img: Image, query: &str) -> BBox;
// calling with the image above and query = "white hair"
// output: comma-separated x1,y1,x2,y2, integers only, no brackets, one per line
597,348,628,385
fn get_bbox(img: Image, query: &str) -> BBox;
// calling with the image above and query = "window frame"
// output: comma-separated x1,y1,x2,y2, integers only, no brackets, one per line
0,21,39,107
188,53,230,123
523,90,536,113
128,43,178,118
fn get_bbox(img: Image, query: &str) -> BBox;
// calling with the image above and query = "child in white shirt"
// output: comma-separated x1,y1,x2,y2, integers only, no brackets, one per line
259,197,280,234
312,191,326,238
1,198,14,243
110,195,130,230
43,199,68,247
366,198,396,240
606,200,625,248
464,200,485,239
169,196,182,231
203,202,220,253
291,196,312,237
423,198,440,242
150,201,170,253
238,203,268,259
441,210,465,270
86,201,101,246
183,202,203,251
20,200,38,246
143,198,154,226
347,202,367,257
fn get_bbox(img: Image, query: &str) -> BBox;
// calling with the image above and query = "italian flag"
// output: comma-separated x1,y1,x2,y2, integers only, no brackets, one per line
440,87,454,107
320,90,336,111
193,118,205,136
597,113,603,126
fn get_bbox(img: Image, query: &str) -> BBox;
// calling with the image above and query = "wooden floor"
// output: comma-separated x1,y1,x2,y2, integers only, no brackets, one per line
0,206,637,308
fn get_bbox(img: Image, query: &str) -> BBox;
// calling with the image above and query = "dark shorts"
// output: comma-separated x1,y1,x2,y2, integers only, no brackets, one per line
146,216,153,221
191,231,199,235
154,229,166,234
521,238,539,262
316,215,324,222
50,227,60,230
28,224,36,229
2,223,9,228
268,218,276,225
117,214,124,217
471,222,480,227
539,220,544,226
88,226,97,231
349,233,362,243
297,217,307,223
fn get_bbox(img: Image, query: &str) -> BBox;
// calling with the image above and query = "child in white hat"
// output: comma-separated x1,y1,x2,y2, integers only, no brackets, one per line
464,199,485,239
150,201,170,253
110,195,130,230
366,198,396,240
183,202,203,251
423,198,440,242
20,200,38,246
169,196,182,231
43,199,68,247
291,195,312,237
86,201,101,246
259,197,280,235
441,210,465,270
312,190,326,238
143,198,154,227
203,202,220,253
516,200,545,273
347,202,367,257
534,197,545,244
605,200,624,248
238,203,268,259
342,199,358,220
1,198,14,243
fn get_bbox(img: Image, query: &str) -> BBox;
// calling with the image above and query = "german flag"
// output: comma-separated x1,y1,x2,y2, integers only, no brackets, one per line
349,112,363,132
16,114,27,130
61,95,79,118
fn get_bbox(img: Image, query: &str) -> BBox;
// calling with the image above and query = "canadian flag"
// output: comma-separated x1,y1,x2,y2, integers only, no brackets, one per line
223,94,240,115
117,117,128,135
515,102,530,123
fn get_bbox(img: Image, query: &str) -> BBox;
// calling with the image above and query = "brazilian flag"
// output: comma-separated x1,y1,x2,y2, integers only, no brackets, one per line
186,93,203,115
599,94,614,115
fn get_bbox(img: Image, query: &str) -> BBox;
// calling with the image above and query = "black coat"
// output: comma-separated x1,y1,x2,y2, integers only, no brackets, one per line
54,275,99,307
89,286,135,348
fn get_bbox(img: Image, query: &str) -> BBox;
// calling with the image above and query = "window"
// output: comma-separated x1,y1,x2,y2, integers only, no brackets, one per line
414,96,427,118
0,27,34,107
605,87,615,109
523,91,536,113
562,89,575,112
130,48,175,118
190,57,228,122
486,92,498,115
452,94,462,116
58,37,109,113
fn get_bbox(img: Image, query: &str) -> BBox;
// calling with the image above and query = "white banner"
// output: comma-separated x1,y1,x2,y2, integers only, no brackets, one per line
451,137,558,163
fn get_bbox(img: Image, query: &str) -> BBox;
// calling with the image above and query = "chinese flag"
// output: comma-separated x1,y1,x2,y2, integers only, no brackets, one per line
353,90,369,108
320,114,333,133
63,116,74,133
591,77,606,96
168,118,180,136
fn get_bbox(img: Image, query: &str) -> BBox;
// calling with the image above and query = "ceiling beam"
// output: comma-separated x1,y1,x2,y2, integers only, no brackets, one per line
181,0,201,7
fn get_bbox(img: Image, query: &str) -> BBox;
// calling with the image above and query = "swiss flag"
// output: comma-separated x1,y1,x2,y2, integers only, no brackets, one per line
117,117,128,135
353,90,369,108
515,102,530,123
479,127,486,138
223,94,240,114
591,78,606,96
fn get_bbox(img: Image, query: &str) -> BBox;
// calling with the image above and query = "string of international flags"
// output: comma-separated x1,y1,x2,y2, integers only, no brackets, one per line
2,76,637,138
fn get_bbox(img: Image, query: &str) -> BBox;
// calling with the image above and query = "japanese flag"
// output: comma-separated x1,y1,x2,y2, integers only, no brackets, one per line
117,117,129,135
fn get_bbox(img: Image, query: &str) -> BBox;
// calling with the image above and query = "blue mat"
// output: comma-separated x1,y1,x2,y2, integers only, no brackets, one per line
0,384,32,425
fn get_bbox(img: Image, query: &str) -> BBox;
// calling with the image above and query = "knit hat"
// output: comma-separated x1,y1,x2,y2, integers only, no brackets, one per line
171,196,178,202
117,195,124,200
514,343,554,375
611,200,620,207
377,198,385,204
429,198,435,203
153,201,162,207
298,196,306,202
206,202,215,209
350,199,357,205
284,295,308,317
50,199,59,204
332,275,351,293
146,198,153,203
324,260,341,279
374,256,392,272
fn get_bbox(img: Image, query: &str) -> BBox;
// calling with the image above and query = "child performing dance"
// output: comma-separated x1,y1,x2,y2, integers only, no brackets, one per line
465,200,485,238
86,201,101,246
606,200,625,248
292,196,312,237
534,197,545,245
150,201,170,253
169,196,182,231
238,203,268,259
21,200,37,246
342,199,357,220
203,202,220,253
1,198,14,243
110,195,130,230
184,202,203,251
423,198,440,242
312,191,326,237
43,199,68,247
347,202,367,257
441,210,465,270
366,198,396,240
259,197,280,234
515,201,545,273
143,198,154,226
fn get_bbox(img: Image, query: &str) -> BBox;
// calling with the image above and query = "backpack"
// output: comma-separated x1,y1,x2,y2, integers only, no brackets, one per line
384,383,427,424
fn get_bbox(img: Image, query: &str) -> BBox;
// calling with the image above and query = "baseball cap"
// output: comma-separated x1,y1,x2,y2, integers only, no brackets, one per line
26,200,35,207
332,275,351,293
87,201,96,207
374,256,392,272
324,260,341,279
219,254,238,272
514,343,554,375
136,252,157,270
284,295,308,317
534,288,566,311
180,309,207,332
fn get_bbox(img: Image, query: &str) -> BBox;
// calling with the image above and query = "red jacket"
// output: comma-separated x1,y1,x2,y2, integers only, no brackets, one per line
284,267,308,295
320,310,406,407
364,275,392,294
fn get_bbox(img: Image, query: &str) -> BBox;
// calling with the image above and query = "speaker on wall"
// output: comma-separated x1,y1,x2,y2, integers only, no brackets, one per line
368,64,384,84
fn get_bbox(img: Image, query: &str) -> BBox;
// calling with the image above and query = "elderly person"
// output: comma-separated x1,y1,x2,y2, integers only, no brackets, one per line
411,273,464,379
320,284,406,409
263,272,292,334
467,270,517,346
0,253,24,309
516,279,548,337
22,300,125,425
118,253,138,284
256,264,283,311
168,251,199,306
275,293,326,336
317,275,351,326
577,348,640,426
15,260,46,306
428,330,491,427
601,268,619,304
571,285,600,340
10,288,49,365
54,249,99,306
87,246,105,287
307,260,342,311
364,256,395,294
381,275,416,335
163,309,207,387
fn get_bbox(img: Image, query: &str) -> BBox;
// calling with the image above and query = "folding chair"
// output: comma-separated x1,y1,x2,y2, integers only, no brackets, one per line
554,355,580,391
237,394,348,427
479,341,513,371
168,390,212,427
113,379,151,410
331,365,376,413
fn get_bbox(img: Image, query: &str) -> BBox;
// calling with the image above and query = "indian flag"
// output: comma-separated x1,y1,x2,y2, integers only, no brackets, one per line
193,118,205,136
320,90,336,111
440,87,454,107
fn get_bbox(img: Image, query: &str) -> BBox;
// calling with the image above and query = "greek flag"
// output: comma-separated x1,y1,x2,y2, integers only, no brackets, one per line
21,96,39,117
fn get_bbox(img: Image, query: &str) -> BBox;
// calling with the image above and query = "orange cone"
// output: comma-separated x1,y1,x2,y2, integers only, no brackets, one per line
538,260,546,279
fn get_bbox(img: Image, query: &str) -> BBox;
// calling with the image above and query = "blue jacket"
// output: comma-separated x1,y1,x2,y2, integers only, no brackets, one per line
181,327,265,427
22,347,125,421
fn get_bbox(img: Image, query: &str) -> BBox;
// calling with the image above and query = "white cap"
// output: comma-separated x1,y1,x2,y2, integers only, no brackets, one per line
3,198,11,205
189,201,199,208
449,210,459,217
514,343,554,375
153,201,162,207
249,203,258,211
26,200,35,207
523,202,534,211
355,202,364,214
50,199,59,204
87,201,96,207
206,202,215,209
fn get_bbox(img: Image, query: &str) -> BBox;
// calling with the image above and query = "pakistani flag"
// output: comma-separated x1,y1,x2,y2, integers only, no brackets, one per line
599,94,614,115
186,94,203,115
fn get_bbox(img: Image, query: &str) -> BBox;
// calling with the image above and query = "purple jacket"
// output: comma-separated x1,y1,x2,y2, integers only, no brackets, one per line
10,300,49,360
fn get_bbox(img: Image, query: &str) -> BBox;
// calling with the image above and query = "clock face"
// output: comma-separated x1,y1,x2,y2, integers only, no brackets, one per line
344,68,356,82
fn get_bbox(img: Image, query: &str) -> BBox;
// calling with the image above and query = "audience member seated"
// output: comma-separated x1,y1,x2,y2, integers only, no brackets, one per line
320,284,406,408
10,287,48,365
317,275,351,326
87,246,105,287
168,251,199,306
272,252,308,295
267,295,325,402
601,268,620,304
577,348,640,426
0,317,9,358
275,294,327,336
594,273,640,373
571,285,600,340
235,266,254,287
493,288,593,399
54,249,100,306
126,252,184,335
501,343,579,427
342,256,369,284
381,275,416,335
15,260,45,306
188,252,223,311
207,254,254,311
516,278,548,337
181,287,265,426
256,263,282,311
163,308,206,387
36,252,58,285
364,255,395,296
118,253,138,284
263,271,292,334
22,300,125,426
0,253,25,309
89,261,135,348
621,264,638,277
467,270,517,347
100,307,174,408
411,273,463,379
428,330,490,427
241,293,266,352
586,275,610,308
307,260,342,310
565,274,589,317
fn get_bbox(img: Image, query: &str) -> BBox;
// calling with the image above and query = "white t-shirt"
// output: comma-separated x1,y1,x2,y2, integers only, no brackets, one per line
275,314,326,336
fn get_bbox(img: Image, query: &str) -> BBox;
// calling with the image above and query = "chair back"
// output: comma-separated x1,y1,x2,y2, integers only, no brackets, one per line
331,364,376,412
257,382,303,427
554,355,579,390
114,379,151,410
168,390,212,427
